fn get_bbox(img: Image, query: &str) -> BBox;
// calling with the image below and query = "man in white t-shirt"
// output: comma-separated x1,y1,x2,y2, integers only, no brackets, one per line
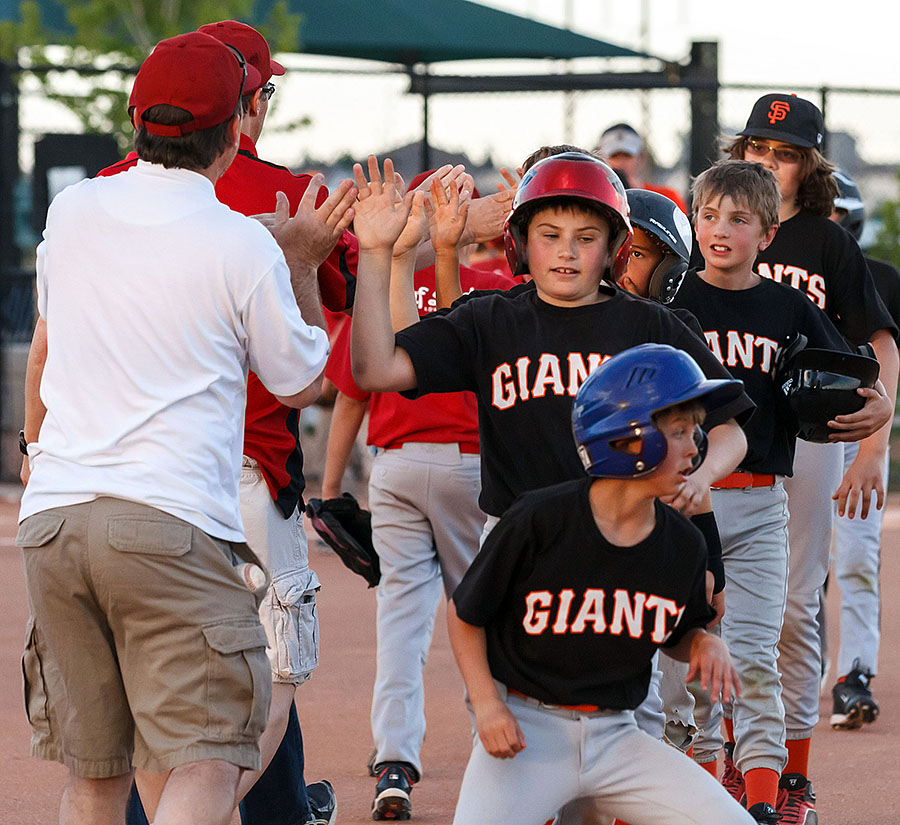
16,32,350,825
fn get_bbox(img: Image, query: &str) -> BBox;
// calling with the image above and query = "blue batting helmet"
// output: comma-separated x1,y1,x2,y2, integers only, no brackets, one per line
572,343,744,478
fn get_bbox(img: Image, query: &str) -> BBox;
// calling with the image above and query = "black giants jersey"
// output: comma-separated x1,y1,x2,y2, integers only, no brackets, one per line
671,271,848,475
755,211,897,346
453,479,714,709
395,287,755,516
866,257,900,333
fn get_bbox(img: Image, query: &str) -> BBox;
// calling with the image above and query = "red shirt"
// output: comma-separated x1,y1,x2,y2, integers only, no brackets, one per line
327,264,514,450
98,139,358,516
466,255,514,282
642,182,689,216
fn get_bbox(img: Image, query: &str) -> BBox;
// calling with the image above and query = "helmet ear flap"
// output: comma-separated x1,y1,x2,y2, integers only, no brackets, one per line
504,220,529,276
647,256,688,304
611,231,633,281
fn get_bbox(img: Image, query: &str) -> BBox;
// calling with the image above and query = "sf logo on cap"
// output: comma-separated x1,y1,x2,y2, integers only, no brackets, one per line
768,100,791,124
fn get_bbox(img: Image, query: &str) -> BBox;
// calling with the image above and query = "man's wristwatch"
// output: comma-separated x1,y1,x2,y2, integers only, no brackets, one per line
18,429,29,455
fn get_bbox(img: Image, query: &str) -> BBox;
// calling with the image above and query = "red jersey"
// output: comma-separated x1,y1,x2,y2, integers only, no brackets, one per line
327,264,514,450
97,139,358,516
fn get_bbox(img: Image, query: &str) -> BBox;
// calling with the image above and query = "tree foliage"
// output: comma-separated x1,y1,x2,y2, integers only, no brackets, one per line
1,1,301,153
870,168,900,271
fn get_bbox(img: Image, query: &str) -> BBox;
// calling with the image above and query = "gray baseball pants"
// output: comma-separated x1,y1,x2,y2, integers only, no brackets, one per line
781,440,843,738
453,687,756,825
831,440,888,676
369,443,483,776
711,482,790,775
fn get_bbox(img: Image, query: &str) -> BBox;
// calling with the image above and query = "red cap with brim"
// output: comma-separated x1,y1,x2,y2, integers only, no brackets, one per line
129,32,261,137
198,20,285,91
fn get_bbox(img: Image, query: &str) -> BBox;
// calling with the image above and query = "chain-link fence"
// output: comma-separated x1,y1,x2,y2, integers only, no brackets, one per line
10,70,900,338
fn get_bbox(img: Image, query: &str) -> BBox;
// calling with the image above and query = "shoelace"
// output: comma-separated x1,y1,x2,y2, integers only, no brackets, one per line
780,785,808,819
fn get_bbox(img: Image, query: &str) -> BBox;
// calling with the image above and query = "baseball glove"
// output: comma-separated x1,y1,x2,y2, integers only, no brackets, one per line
305,493,380,587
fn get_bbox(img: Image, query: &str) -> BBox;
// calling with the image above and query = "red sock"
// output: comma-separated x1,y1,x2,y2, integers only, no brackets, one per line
744,767,779,808
785,738,811,777
699,760,718,777
724,716,735,744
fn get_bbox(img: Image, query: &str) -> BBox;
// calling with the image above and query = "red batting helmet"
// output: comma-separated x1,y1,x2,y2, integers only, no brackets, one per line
504,152,633,279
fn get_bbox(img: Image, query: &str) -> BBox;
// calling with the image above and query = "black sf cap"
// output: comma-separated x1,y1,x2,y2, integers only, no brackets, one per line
738,93,824,149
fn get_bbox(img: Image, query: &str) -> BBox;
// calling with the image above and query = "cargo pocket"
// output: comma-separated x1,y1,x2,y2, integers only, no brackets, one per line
21,617,51,735
271,571,320,682
202,621,270,740
108,517,192,556
16,513,64,549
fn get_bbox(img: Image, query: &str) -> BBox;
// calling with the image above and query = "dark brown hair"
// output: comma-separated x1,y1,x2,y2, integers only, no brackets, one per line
521,144,592,174
133,103,240,170
722,135,838,217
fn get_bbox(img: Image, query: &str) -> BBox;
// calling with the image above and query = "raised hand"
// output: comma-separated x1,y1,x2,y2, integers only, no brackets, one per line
268,173,357,269
393,191,429,259
497,166,523,195
353,156,414,252
425,176,469,253
412,163,467,202
464,185,517,245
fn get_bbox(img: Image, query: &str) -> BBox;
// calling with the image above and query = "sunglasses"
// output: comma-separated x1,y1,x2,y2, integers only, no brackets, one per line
260,82,276,101
744,138,803,165
223,43,249,101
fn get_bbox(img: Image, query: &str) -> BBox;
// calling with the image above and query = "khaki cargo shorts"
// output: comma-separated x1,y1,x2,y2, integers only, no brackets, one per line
18,497,271,778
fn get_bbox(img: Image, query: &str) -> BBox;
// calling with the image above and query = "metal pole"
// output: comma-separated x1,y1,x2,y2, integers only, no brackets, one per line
0,61,20,274
687,41,719,182
819,86,828,155
420,66,431,172
563,0,575,143
0,60,20,480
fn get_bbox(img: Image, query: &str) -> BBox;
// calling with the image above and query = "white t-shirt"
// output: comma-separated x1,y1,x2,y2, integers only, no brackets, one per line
20,161,330,541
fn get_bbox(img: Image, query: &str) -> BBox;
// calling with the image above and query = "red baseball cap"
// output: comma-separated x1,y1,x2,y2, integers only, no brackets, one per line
129,32,261,137
197,20,285,91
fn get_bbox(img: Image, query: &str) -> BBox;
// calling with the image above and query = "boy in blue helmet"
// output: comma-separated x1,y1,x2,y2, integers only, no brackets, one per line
446,344,756,825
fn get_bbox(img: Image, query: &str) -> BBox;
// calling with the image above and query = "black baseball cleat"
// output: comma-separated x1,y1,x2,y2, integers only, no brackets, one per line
830,661,879,730
746,801,780,824
372,762,417,821
306,779,337,825
776,773,817,825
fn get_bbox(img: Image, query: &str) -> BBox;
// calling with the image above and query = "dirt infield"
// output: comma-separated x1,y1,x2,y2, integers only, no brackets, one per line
1,492,898,824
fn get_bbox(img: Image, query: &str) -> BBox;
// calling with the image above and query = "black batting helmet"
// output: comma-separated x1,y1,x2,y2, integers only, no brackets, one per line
625,189,692,304
775,342,880,443
832,169,865,243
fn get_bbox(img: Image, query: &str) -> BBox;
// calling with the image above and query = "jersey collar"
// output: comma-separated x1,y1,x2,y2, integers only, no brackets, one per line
238,132,258,157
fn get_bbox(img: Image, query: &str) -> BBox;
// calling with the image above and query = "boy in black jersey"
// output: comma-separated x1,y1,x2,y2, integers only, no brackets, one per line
669,159,877,824
616,188,730,775
349,153,753,523
446,343,754,825
723,100,896,822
